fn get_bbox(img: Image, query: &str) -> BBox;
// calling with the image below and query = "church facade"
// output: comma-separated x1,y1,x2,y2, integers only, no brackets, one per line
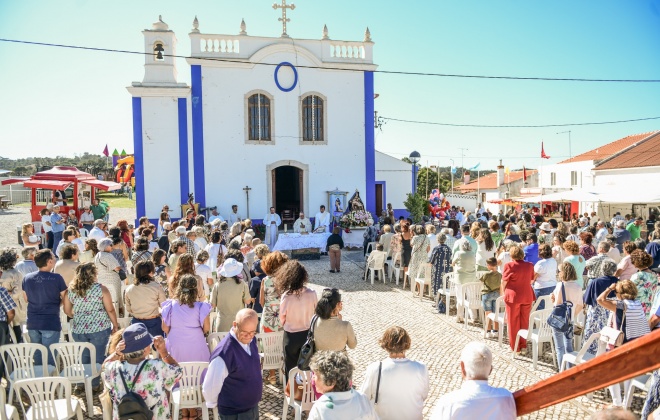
127,16,411,224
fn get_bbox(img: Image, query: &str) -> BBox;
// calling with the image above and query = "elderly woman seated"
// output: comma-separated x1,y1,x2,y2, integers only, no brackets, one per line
308,351,377,420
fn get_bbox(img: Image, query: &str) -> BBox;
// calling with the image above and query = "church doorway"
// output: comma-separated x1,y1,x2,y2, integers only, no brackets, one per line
272,165,302,227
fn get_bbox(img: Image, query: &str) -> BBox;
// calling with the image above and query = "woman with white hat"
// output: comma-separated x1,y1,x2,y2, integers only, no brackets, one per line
209,258,253,332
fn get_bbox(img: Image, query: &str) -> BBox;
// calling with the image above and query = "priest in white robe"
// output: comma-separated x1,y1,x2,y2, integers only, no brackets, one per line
314,205,331,233
264,207,282,249
293,212,312,233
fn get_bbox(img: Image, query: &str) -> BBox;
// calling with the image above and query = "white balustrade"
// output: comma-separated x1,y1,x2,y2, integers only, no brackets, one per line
329,42,366,60
198,37,240,54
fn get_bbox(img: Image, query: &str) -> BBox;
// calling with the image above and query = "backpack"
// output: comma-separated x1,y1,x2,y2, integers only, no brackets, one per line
118,361,153,420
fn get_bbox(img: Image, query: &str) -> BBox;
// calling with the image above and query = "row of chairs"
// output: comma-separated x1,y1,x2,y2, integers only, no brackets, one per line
1,378,83,420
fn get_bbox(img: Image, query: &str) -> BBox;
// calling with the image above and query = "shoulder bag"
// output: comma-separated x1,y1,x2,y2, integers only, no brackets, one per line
547,283,573,333
374,361,382,404
600,303,626,347
297,315,319,371
100,254,127,281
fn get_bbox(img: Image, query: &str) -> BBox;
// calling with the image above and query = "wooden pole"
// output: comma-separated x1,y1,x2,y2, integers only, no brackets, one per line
514,329,660,416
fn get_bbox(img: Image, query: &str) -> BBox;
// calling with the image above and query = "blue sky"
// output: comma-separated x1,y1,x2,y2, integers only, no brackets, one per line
1,0,659,171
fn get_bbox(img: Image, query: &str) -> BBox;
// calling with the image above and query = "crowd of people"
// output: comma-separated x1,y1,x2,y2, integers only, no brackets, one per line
0,201,659,419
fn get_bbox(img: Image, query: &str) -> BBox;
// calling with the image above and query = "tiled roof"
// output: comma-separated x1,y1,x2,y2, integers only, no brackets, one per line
594,131,660,170
456,170,536,191
560,131,659,164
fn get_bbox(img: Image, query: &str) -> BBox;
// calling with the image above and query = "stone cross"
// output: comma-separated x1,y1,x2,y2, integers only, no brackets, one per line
272,0,295,37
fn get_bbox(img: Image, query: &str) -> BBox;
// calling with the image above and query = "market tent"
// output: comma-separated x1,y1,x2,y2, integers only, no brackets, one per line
80,179,122,191
519,189,601,204
591,188,660,204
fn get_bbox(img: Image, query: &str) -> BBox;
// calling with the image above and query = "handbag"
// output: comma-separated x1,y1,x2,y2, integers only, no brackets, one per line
600,306,626,347
297,315,319,371
547,283,573,333
374,361,382,404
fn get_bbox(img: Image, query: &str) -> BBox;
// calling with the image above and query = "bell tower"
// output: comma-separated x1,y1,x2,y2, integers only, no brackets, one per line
142,15,178,85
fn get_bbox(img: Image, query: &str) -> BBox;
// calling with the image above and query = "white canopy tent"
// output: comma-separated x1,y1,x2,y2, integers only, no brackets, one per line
519,188,660,205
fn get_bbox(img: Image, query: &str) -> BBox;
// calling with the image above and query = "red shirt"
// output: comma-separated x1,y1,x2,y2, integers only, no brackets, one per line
502,260,535,304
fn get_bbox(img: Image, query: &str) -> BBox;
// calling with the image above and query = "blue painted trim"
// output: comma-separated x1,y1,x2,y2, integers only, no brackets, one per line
375,181,386,212
274,62,298,92
393,209,409,220
132,97,146,224
364,71,376,216
178,98,189,207
191,65,206,208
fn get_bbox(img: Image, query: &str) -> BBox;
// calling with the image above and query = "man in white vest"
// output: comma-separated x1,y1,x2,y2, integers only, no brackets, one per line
293,212,312,233
263,207,282,249
314,205,331,233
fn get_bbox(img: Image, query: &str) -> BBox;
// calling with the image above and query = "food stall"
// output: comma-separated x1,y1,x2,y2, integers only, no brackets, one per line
1,166,121,222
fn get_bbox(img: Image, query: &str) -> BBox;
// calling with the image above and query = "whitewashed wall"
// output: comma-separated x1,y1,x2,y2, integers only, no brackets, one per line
375,151,410,211
196,46,366,220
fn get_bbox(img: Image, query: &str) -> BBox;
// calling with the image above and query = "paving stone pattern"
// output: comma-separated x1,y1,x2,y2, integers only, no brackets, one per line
0,208,648,419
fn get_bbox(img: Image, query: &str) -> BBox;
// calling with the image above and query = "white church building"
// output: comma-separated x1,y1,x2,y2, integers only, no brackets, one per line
127,14,411,224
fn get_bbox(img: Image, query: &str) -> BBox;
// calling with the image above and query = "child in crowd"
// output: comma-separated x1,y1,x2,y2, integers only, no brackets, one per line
481,257,502,338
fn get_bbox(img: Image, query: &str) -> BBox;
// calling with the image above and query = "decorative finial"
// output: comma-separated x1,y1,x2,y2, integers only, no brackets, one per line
159,15,163,22
191,16,200,33
364,27,372,42
322,24,329,40
240,18,247,35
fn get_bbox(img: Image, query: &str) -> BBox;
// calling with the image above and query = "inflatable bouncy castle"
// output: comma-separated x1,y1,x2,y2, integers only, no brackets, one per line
115,155,135,187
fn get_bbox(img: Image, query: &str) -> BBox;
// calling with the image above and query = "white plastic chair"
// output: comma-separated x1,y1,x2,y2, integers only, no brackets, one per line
511,308,557,370
623,374,652,409
0,343,55,404
457,282,484,329
256,331,285,387
78,228,89,238
59,309,70,343
282,368,316,420
560,332,603,372
364,241,377,258
413,264,433,300
573,310,587,349
0,383,19,420
364,252,386,285
116,317,133,329
387,252,403,285
206,332,229,352
436,272,457,316
50,342,101,415
483,296,507,346
172,362,210,420
531,295,553,314
13,377,83,420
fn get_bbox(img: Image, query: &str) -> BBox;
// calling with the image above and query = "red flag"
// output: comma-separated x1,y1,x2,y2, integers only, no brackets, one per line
541,141,550,159
103,144,109,157
523,166,527,181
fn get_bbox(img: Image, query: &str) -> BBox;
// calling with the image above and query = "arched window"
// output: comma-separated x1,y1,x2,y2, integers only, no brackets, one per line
301,95,324,142
247,93,271,141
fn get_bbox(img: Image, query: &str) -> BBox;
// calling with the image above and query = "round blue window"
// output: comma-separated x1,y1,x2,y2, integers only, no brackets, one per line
274,62,298,92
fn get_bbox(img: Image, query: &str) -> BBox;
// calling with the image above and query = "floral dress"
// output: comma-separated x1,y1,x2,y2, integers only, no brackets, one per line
429,244,452,295
579,245,597,275
630,270,659,317
103,359,182,420
154,263,170,298
261,276,282,332
389,234,402,264
408,235,430,279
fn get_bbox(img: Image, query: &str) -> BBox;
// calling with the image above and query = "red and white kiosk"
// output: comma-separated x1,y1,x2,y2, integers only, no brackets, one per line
1,166,121,222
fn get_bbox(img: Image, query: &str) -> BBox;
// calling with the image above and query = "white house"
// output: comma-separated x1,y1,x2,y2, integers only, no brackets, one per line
456,163,538,214
538,131,660,217
127,15,410,224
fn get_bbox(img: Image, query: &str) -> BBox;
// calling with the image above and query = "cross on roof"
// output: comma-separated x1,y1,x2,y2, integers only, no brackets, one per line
272,0,295,37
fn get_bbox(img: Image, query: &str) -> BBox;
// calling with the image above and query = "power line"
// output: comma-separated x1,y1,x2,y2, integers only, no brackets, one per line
380,115,660,128
2,37,660,83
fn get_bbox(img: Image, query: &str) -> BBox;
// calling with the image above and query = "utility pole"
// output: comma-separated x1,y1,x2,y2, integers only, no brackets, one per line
557,131,572,161
458,148,468,172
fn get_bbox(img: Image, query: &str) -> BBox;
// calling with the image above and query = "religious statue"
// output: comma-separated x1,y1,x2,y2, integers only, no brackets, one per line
346,190,365,213
334,198,343,213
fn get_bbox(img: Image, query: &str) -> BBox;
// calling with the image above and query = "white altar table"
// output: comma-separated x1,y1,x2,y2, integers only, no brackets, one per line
272,232,331,251
341,227,366,248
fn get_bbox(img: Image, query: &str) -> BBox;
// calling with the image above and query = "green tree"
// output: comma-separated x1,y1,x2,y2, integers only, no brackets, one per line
404,192,428,223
